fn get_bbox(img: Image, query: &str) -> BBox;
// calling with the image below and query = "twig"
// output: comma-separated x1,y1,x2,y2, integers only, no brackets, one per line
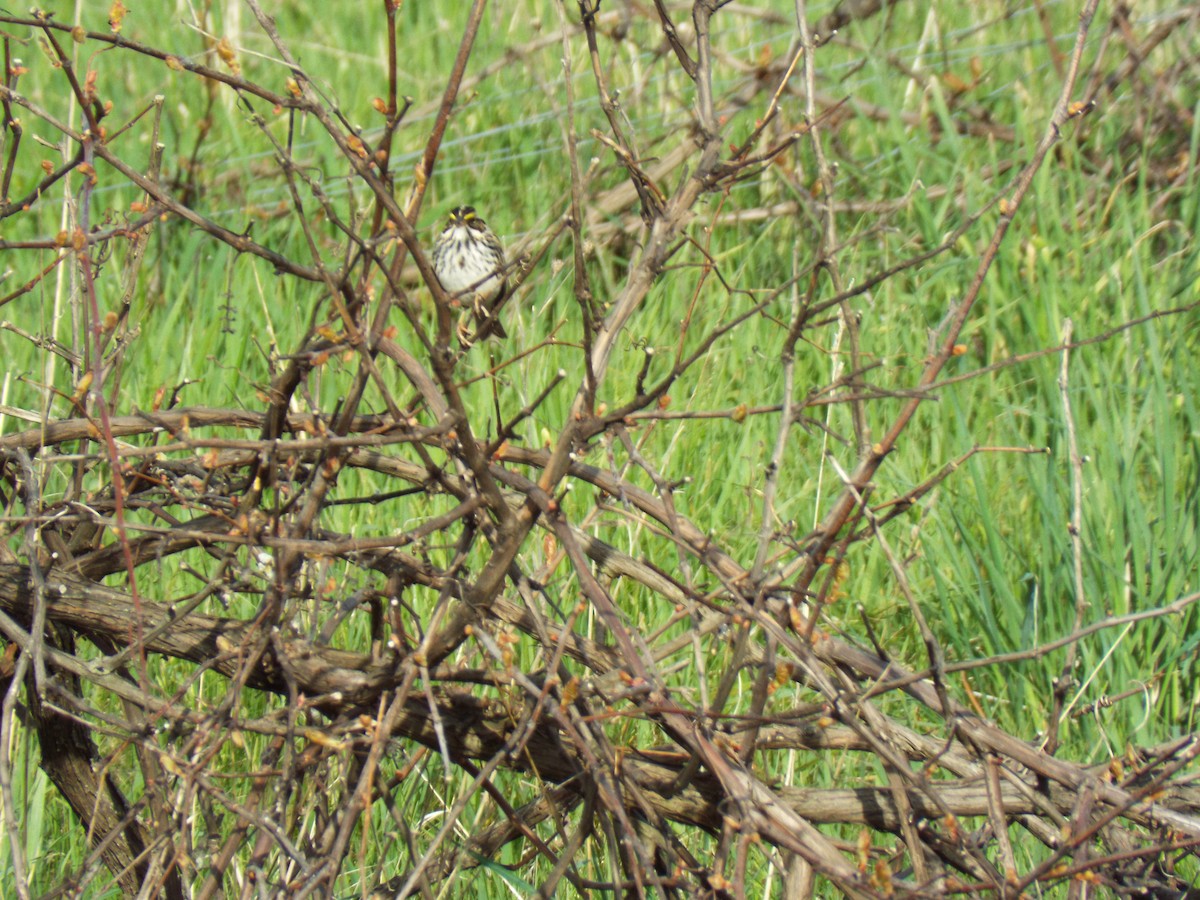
795,0,1105,597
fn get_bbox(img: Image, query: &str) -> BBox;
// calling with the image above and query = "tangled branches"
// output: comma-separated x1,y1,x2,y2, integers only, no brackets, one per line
0,2,1197,897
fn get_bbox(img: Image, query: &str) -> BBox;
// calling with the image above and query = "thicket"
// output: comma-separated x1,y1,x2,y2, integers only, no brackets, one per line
0,2,1197,897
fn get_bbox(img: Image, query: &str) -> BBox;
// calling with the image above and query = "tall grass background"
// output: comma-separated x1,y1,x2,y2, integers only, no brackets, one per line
0,0,1197,895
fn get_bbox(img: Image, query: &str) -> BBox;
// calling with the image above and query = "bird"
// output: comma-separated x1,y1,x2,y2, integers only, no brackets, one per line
431,205,508,344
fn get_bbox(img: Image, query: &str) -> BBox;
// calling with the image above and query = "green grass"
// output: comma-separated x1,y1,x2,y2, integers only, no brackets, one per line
1,0,1197,895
